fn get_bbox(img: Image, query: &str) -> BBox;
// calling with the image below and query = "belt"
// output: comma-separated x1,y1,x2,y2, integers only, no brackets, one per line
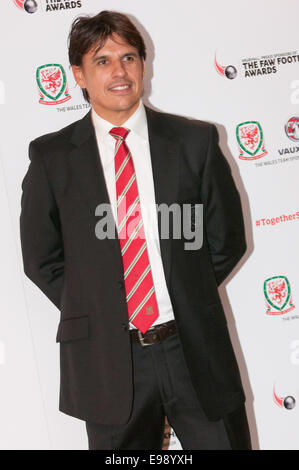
130,320,177,347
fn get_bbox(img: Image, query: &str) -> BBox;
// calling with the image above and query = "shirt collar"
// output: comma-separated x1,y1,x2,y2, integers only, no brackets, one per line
91,100,148,141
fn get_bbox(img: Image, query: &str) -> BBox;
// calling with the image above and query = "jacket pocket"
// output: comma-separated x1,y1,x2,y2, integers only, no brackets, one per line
56,315,89,343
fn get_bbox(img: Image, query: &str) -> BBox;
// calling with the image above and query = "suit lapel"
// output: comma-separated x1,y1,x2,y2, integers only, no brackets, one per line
68,110,124,269
67,105,180,290
68,109,110,211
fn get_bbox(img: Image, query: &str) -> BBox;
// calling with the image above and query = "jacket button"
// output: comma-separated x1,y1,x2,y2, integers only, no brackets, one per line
118,280,124,289
122,323,128,331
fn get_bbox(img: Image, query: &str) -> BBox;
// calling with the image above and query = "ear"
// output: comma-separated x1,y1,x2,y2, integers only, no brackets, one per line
71,65,86,89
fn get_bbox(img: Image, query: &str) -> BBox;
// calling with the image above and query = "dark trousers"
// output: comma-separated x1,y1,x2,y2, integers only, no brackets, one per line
85,330,252,450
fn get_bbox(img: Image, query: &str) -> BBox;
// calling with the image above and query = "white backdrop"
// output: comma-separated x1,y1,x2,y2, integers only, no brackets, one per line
1,0,299,450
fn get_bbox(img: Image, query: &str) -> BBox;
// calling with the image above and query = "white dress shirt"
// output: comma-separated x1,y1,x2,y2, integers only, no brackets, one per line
91,100,175,329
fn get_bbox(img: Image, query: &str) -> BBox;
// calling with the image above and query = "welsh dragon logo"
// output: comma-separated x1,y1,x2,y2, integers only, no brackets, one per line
236,121,268,160
36,64,71,105
264,275,295,315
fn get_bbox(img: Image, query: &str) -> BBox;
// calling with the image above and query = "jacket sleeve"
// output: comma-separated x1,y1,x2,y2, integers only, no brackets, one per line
20,140,64,310
200,124,247,286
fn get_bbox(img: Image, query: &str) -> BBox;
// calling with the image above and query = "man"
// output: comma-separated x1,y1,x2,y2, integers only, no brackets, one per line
20,10,252,450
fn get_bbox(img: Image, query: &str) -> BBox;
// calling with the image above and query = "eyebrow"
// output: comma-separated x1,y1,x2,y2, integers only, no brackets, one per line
91,52,138,63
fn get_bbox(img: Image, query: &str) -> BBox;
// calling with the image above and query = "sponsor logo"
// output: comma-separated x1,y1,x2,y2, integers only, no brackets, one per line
236,121,267,160
242,57,276,77
214,53,237,79
273,384,296,410
264,276,295,316
13,0,38,13
13,0,83,13
36,64,71,105
45,0,82,12
242,52,299,78
278,145,299,156
285,116,299,142
215,51,299,80
276,117,299,156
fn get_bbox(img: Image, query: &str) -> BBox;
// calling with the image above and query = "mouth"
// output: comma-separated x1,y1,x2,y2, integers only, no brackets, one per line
108,83,132,94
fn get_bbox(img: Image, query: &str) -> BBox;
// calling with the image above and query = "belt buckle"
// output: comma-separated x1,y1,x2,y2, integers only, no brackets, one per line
137,330,152,347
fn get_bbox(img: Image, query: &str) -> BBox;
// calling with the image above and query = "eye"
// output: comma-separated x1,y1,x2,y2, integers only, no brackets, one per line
123,55,135,62
97,59,107,65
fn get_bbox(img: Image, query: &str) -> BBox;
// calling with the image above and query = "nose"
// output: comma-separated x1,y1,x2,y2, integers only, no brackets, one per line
112,59,127,78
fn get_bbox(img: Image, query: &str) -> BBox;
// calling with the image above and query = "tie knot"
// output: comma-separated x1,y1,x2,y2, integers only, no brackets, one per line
109,127,130,141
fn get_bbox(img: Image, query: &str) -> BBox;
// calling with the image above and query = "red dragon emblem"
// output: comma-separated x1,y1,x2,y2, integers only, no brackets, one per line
264,276,295,315
40,68,62,95
236,121,267,160
36,63,71,105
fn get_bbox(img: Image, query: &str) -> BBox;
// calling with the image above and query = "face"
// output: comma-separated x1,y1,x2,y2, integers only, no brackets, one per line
72,33,145,125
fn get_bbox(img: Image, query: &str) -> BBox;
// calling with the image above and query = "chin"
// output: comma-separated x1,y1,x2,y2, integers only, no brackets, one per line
115,96,138,106
112,100,139,112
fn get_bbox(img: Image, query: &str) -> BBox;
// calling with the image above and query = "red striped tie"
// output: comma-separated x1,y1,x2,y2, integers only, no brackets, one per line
109,127,159,334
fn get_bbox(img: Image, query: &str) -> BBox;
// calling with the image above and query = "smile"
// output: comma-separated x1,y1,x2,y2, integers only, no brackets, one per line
109,84,131,91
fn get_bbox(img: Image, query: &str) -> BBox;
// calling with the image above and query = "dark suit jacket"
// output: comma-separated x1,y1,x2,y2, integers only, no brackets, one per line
20,105,247,425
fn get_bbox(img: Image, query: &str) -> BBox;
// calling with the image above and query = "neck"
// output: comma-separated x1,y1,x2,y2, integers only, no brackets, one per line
92,100,140,126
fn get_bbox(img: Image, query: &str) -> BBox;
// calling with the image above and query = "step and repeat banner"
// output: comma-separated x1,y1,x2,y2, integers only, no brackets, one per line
0,0,299,450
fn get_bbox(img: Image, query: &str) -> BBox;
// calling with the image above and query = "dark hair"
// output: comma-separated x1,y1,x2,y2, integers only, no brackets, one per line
68,10,146,103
